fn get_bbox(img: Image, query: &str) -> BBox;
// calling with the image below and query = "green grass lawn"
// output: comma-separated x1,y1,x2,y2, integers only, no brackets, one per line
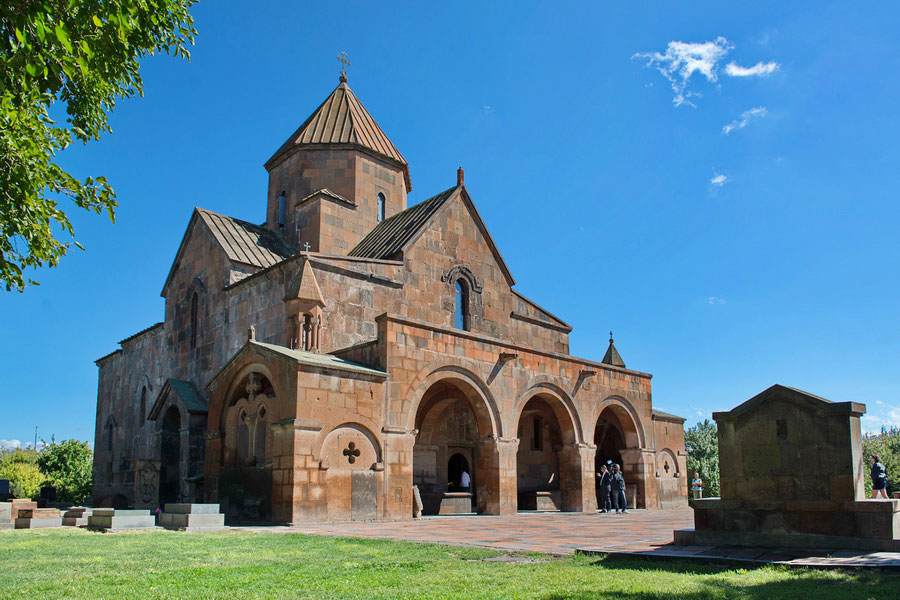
0,529,897,600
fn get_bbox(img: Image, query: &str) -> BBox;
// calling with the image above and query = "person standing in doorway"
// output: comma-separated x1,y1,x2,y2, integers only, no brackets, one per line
596,464,612,513
611,464,627,514
691,472,703,500
871,455,888,499
460,469,471,492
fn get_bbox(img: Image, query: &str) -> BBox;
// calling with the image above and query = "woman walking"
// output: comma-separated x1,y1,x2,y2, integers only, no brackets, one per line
870,455,889,499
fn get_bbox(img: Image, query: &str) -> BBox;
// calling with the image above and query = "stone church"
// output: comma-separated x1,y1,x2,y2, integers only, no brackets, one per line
92,72,688,523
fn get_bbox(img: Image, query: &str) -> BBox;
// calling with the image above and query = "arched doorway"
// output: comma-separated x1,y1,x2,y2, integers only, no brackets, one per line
594,403,642,508
515,395,581,511
219,371,275,522
447,453,470,492
413,377,496,515
159,405,181,505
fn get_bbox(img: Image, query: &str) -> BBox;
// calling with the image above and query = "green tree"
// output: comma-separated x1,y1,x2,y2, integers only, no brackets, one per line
685,418,719,499
862,427,899,497
0,447,44,498
37,439,93,503
1,0,196,291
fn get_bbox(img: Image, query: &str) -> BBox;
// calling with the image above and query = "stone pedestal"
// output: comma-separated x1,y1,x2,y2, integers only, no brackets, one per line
159,503,226,531
517,490,562,511
62,507,94,527
679,498,900,551
420,492,473,515
0,502,13,529
0,499,37,527
88,508,157,532
16,508,62,529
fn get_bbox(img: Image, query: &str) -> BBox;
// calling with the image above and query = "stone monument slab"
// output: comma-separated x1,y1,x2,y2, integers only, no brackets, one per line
677,385,900,551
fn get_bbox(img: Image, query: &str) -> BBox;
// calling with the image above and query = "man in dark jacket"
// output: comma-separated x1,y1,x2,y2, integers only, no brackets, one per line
596,464,612,513
871,455,889,499
611,464,627,514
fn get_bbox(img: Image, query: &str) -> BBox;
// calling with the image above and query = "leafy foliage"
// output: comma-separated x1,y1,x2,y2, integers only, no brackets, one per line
37,439,93,503
1,0,196,291
684,418,719,499
0,448,44,498
862,427,899,497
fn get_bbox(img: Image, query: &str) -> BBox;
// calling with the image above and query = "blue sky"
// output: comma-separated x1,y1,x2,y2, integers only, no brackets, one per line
2,1,899,449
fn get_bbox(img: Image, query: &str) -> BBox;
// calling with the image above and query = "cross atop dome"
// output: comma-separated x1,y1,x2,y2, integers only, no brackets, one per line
337,51,350,83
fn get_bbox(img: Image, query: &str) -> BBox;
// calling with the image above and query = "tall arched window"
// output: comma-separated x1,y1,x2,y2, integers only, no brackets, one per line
532,416,543,450
105,417,115,452
277,192,286,227
139,386,147,427
377,193,385,222
454,280,469,330
189,292,199,349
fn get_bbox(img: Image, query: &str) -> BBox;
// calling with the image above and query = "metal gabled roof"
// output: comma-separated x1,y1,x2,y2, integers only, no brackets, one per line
196,208,294,269
348,186,456,260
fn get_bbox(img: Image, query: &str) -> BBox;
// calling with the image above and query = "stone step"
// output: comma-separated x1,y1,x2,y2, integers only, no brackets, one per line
88,514,157,531
91,508,151,517
163,503,222,515
62,516,90,527
20,508,61,519
159,512,225,531
15,517,63,529
63,507,93,518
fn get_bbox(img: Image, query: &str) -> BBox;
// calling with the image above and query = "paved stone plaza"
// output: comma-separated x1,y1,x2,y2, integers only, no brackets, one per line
237,509,900,568
246,509,695,554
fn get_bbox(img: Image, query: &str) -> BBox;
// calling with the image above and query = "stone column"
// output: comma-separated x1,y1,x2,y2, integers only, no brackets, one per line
559,443,597,512
475,436,518,515
381,427,417,520
620,448,657,509
203,431,223,503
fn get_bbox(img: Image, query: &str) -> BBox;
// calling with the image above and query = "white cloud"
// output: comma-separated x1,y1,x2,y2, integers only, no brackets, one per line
725,61,779,77
0,439,22,451
635,37,780,106
710,173,728,187
707,296,726,305
861,406,900,434
722,106,768,135
633,36,732,107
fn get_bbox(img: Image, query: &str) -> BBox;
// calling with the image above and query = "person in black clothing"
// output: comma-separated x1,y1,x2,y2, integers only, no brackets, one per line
871,455,889,499
596,464,612,513
611,464,627,514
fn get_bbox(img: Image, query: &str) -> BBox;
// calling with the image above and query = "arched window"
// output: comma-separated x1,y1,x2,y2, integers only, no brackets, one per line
453,280,469,330
532,416,543,451
139,386,147,427
254,405,267,462
189,292,199,349
105,417,115,452
377,193,385,222
277,192,286,227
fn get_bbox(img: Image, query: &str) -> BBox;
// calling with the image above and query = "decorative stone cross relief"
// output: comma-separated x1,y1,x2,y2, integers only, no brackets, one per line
663,461,670,474
303,242,311,252
245,373,261,398
343,442,361,464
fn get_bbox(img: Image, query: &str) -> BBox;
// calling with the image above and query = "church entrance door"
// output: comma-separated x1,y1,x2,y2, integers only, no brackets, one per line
159,405,182,505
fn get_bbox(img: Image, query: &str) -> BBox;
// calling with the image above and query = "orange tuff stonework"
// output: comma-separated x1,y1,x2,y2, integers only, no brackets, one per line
93,76,688,523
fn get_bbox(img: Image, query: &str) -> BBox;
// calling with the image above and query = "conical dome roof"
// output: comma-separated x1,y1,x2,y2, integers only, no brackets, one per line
266,77,411,191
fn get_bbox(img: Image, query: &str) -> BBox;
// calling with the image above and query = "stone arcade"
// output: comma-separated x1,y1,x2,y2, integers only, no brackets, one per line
92,73,688,523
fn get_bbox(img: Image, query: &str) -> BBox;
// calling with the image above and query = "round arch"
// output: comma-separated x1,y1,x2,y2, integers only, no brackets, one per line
403,362,502,439
219,362,279,430
512,382,583,445
595,396,645,448
314,421,383,465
